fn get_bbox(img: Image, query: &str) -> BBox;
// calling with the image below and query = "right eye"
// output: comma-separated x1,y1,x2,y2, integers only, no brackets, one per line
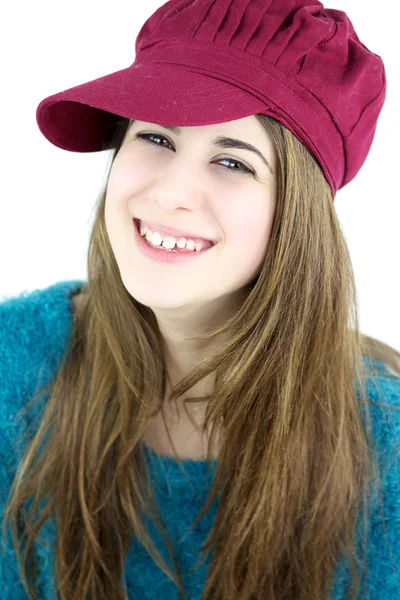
137,132,172,148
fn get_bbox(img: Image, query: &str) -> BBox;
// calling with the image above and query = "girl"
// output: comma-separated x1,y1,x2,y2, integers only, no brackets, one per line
1,1,400,599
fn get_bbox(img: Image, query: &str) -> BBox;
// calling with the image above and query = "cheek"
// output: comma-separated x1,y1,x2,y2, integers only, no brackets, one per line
107,149,150,199
221,198,275,281
105,167,142,224
224,197,275,253
240,220,274,281
237,223,272,268
106,166,131,201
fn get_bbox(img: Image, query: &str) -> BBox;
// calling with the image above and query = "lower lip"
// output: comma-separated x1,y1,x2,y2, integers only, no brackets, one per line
133,219,215,263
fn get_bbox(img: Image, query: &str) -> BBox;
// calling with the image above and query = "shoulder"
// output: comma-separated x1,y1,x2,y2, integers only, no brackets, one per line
0,280,85,383
362,362,400,485
0,280,86,462
0,279,85,327
363,362,400,447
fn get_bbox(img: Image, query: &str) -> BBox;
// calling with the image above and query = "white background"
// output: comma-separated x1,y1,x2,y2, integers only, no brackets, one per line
0,0,399,350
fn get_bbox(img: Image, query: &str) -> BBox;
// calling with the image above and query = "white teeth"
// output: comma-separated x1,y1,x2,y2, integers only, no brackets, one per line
139,223,203,252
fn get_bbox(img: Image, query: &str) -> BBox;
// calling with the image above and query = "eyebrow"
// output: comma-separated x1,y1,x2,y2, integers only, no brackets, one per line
158,124,275,175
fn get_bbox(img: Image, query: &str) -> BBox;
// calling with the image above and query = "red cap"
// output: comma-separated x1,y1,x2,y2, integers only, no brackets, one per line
36,0,387,198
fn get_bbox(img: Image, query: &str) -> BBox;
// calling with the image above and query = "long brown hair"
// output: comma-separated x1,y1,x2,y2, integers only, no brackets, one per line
3,114,400,600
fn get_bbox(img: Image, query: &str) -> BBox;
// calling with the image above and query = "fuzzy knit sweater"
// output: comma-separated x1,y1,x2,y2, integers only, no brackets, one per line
0,280,399,600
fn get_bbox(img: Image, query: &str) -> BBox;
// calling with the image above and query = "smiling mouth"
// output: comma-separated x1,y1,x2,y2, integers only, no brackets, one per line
134,219,216,252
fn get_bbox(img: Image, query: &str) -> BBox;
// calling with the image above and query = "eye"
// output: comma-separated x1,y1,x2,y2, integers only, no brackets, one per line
136,132,255,176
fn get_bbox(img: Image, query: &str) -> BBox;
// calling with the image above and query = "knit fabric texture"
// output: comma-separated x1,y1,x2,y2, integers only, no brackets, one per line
0,280,399,599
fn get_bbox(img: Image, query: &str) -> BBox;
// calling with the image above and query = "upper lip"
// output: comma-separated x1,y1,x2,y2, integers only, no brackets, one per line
134,218,216,244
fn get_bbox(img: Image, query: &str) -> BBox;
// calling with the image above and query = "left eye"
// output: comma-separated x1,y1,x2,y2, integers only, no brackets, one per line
137,132,255,176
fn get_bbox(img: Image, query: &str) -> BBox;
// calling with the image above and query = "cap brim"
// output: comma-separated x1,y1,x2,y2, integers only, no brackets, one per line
36,62,266,152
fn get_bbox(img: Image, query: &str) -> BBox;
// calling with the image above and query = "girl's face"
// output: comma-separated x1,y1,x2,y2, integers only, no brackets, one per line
105,116,277,314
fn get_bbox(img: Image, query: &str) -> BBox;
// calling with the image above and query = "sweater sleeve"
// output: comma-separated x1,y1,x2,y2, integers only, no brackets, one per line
330,371,400,600
0,281,84,599
366,373,400,599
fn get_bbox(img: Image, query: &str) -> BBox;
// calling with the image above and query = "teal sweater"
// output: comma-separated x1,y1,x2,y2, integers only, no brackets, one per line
0,280,399,599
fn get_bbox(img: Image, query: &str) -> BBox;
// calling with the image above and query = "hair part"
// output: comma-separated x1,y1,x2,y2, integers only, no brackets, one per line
3,113,400,600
